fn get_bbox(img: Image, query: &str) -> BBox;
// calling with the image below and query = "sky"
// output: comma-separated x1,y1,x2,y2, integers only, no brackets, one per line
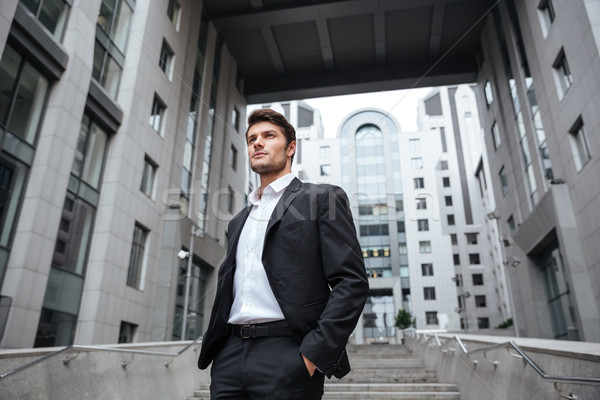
303,87,433,138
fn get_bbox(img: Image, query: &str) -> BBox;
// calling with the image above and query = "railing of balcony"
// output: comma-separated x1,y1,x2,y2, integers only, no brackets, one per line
403,328,600,400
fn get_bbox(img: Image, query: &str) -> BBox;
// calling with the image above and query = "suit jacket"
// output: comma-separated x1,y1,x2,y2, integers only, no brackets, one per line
197,177,369,378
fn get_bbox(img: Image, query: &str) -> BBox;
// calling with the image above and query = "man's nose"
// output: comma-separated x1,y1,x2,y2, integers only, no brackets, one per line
253,136,264,148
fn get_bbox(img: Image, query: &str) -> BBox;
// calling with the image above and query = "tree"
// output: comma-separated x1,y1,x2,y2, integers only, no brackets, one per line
395,309,413,330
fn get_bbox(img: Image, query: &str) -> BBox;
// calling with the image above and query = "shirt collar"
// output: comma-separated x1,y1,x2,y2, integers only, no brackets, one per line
248,173,295,206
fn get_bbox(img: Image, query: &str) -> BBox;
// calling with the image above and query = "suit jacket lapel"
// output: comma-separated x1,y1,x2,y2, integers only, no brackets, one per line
265,177,302,234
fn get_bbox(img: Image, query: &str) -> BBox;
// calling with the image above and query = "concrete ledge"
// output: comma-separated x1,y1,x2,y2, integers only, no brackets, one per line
405,333,600,400
0,341,210,400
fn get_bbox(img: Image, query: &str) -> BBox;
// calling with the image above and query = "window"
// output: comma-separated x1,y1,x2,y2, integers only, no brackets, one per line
167,0,181,29
72,114,109,190
447,214,455,226
416,198,427,210
424,287,436,300
491,122,501,150
94,0,133,99
441,160,449,170
320,146,330,159
475,295,487,308
227,186,235,214
414,177,424,189
127,223,148,288
397,221,405,233
425,311,438,325
450,234,458,245
229,145,238,171
149,94,166,135
466,233,478,245
455,273,462,287
442,177,450,187
398,243,407,255
419,241,432,253
453,254,460,266
411,157,423,170
52,193,95,275
396,196,404,212
469,253,481,265
409,138,421,151
569,119,591,171
477,317,490,329
445,196,453,206
360,224,389,237
232,107,240,130
553,50,573,99
0,45,49,145
499,167,509,196
421,263,433,276
320,164,330,176
140,156,157,198
472,273,484,286
484,81,494,107
538,0,555,36
417,219,429,231
118,321,137,343
159,40,175,80
20,0,70,40
507,215,516,236
34,308,77,347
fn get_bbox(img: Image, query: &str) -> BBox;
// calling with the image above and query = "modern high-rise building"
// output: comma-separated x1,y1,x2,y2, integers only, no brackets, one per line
0,0,247,348
474,0,600,341
285,86,510,343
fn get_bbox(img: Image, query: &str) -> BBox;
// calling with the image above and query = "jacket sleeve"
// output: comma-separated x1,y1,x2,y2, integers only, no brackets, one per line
298,185,369,377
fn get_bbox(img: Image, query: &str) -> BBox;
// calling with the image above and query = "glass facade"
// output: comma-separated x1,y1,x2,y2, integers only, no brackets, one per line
173,255,210,340
93,0,133,99
0,45,50,288
35,114,109,347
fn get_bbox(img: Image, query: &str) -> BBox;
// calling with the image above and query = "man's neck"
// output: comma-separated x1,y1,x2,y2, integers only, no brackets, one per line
258,170,291,199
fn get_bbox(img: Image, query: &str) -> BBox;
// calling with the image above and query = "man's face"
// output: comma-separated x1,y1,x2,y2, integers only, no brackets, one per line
246,121,295,175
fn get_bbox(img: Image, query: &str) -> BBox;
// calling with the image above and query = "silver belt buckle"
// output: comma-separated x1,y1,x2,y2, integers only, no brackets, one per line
241,324,255,339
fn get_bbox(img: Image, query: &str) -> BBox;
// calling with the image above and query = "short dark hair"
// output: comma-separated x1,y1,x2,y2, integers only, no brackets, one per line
246,108,296,162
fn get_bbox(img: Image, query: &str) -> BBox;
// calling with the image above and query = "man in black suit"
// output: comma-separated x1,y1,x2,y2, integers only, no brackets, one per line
198,108,369,399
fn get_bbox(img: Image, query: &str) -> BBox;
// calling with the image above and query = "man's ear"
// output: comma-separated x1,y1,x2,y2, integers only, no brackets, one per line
287,140,296,158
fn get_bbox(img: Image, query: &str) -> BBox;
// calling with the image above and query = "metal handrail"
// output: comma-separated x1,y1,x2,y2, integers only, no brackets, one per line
0,336,202,380
403,329,600,399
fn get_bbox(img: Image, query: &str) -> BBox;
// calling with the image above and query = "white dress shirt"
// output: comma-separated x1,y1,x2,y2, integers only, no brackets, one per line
227,173,295,324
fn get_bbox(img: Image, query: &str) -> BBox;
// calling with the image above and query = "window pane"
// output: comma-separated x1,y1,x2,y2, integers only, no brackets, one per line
92,41,105,82
111,1,132,52
39,0,69,39
42,267,84,315
101,55,122,99
81,122,108,189
21,0,42,14
0,46,22,124
97,0,116,34
7,63,49,144
0,154,28,247
34,307,77,347
52,195,95,275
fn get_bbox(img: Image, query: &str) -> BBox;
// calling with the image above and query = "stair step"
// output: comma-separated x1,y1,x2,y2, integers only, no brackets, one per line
322,391,461,399
189,345,461,399
325,383,459,393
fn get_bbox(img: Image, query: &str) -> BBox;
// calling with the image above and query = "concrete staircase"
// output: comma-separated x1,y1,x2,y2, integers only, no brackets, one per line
188,344,460,399
323,344,460,399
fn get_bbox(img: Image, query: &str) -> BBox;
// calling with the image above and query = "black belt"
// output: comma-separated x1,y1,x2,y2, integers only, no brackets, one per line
229,321,292,339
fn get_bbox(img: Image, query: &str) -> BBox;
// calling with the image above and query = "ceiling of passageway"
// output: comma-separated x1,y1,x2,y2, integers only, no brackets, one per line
203,0,495,103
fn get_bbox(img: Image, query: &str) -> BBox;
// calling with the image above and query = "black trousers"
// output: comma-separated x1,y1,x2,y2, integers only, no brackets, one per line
210,335,325,400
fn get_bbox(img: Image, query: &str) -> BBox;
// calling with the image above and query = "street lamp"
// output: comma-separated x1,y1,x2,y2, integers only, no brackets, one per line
177,227,203,340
